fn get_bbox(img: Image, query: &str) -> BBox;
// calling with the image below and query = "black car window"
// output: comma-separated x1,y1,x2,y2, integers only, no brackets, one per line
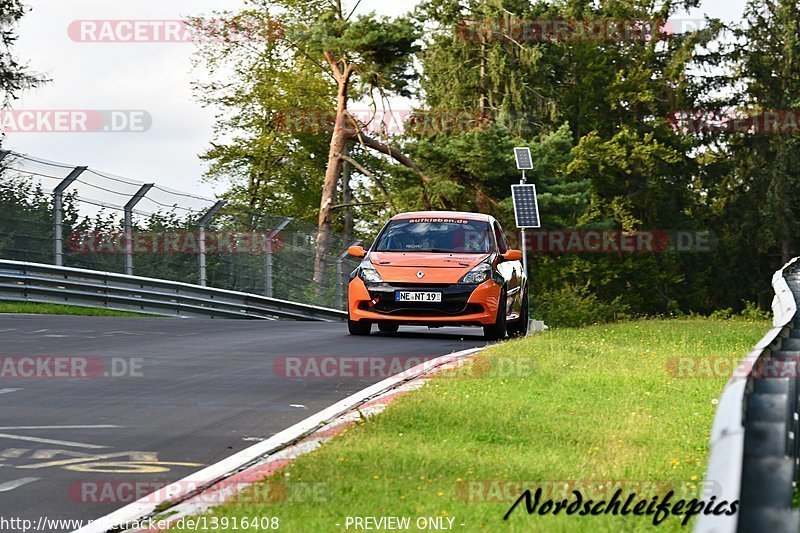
494,222,509,253
375,218,492,253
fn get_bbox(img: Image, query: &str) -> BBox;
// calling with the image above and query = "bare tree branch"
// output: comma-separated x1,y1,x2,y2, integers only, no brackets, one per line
351,131,431,184
339,153,399,214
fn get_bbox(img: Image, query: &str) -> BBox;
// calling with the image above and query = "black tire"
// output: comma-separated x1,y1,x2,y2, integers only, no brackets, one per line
483,289,507,341
378,323,399,333
348,318,372,336
507,289,529,338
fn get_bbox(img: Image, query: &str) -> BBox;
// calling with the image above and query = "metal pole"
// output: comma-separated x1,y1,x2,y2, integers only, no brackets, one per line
53,166,87,266
195,200,226,286
124,183,154,276
336,260,343,309
198,225,207,285
336,240,360,310
521,229,527,274
520,169,528,275
265,218,292,297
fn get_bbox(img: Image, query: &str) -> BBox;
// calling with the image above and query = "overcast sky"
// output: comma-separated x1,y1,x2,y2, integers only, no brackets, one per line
5,0,746,198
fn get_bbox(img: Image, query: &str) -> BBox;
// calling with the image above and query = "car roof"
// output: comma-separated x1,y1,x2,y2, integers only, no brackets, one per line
390,211,493,222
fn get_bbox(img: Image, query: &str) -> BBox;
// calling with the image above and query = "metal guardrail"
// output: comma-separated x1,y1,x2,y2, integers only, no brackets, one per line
0,260,346,322
697,257,800,532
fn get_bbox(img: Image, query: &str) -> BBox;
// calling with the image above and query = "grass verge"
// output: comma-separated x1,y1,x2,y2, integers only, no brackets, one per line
0,301,152,316
169,318,767,532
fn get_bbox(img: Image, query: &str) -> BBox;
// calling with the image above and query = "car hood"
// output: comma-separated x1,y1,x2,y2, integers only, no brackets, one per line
368,252,490,284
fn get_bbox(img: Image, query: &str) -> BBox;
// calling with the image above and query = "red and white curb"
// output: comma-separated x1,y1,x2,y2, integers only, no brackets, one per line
73,346,485,533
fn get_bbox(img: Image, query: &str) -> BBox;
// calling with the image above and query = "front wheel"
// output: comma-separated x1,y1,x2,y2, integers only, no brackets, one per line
483,289,507,341
348,317,372,336
506,289,529,338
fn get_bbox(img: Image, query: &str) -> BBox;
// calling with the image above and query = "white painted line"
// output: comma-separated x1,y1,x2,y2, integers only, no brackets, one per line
0,477,39,492
126,379,436,529
0,448,30,458
0,425,121,430
0,388,21,394
0,433,108,449
73,346,485,533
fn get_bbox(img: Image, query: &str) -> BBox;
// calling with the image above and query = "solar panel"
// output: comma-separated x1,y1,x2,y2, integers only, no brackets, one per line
514,147,533,170
512,184,541,228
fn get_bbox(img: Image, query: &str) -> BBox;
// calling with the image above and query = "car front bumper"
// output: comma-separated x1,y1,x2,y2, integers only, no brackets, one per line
347,277,502,326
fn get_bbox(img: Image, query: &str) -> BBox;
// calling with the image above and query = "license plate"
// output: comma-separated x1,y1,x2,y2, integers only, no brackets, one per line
395,291,442,302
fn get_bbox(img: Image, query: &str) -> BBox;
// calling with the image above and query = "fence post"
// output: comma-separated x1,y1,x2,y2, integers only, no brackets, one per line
336,240,360,310
265,218,292,298
124,184,154,276
195,200,226,286
53,166,87,266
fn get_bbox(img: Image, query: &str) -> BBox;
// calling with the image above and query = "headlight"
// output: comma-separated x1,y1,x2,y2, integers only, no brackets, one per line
358,258,383,283
459,263,492,284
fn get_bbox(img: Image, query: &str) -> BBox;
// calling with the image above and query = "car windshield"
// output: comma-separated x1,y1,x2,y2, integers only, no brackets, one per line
374,217,492,253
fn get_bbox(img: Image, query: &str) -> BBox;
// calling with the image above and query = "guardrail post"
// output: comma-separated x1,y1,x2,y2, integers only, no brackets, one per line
53,166,87,266
124,184,154,276
265,218,292,298
336,241,360,310
195,200,226,286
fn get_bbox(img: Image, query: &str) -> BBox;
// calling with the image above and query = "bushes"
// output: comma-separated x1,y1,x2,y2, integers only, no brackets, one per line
533,286,771,328
709,301,771,321
532,283,630,328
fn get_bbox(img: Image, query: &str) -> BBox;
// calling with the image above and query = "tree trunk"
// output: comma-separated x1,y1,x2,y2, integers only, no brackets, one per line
313,58,352,285
342,140,352,244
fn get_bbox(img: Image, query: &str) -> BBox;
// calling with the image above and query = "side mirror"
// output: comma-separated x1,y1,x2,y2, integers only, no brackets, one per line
348,245,367,258
501,249,523,262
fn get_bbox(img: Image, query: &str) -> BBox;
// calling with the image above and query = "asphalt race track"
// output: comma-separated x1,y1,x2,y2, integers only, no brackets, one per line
0,316,486,531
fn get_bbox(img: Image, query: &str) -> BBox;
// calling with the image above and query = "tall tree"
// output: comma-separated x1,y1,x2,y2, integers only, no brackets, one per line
292,7,423,283
0,0,47,141
408,0,710,316
192,1,426,284
189,2,334,219
729,0,800,265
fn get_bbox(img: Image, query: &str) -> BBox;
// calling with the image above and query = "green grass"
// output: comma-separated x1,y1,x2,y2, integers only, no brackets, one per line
0,301,152,317
169,318,767,532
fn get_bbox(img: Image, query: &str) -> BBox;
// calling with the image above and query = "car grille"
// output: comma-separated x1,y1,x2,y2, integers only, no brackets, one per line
360,283,481,316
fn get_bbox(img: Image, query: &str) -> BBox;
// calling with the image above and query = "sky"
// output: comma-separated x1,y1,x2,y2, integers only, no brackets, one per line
5,0,747,198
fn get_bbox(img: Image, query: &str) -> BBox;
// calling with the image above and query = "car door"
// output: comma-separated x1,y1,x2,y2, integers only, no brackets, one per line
493,221,522,319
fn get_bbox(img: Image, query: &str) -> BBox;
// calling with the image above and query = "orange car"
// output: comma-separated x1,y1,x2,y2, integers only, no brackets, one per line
347,211,528,340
